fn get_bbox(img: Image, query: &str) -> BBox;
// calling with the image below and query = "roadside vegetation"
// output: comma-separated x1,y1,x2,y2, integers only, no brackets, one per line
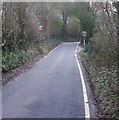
79,2,118,118
2,2,94,72
2,3,61,72
1,1,118,119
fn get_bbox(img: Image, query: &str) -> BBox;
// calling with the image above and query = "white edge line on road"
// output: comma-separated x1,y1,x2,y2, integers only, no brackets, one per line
36,43,61,64
75,43,90,119
6,44,61,86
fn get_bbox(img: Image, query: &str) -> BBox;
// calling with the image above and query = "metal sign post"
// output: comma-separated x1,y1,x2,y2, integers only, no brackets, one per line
84,36,86,48
82,31,87,48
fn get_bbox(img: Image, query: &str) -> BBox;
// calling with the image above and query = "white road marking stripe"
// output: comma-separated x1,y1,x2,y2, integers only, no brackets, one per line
5,42,90,118
6,44,61,86
19,44,61,76
40,44,61,62
75,43,90,119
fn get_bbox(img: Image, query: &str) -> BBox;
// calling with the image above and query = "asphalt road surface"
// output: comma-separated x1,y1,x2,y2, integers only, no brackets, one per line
2,42,86,118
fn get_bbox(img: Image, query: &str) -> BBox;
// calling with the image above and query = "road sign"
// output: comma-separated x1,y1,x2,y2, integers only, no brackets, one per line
82,31,87,48
38,25,43,31
82,31,87,37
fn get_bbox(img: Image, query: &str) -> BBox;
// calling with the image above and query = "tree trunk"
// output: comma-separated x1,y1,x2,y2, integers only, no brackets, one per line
116,2,119,103
117,2,119,52
61,11,68,41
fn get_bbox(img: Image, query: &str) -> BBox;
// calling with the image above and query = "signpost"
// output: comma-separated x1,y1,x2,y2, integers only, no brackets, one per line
82,31,87,48
38,25,43,31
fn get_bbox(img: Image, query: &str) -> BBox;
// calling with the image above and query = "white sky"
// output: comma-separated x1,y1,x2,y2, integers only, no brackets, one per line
1,0,118,2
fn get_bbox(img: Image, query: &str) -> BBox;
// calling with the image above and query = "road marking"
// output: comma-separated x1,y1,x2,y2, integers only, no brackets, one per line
19,44,61,79
5,44,61,86
40,44,61,62
75,43,90,119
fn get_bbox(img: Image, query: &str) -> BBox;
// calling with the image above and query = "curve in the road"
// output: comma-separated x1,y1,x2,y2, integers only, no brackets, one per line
2,42,89,118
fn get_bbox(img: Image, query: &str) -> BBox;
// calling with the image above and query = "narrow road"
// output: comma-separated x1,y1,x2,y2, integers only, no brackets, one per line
3,42,86,118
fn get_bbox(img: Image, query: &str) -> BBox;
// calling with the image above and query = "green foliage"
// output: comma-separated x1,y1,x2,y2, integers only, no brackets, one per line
80,51,88,57
3,51,29,71
47,39,61,49
67,17,80,39
79,2,118,118
2,50,36,72
52,16,63,34
2,2,64,72
87,32,117,67
2,39,61,72
72,2,95,42
49,11,63,39
92,67,118,118
80,50,118,118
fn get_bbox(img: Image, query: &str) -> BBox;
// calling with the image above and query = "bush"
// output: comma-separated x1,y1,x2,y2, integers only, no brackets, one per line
2,48,39,72
79,50,119,118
